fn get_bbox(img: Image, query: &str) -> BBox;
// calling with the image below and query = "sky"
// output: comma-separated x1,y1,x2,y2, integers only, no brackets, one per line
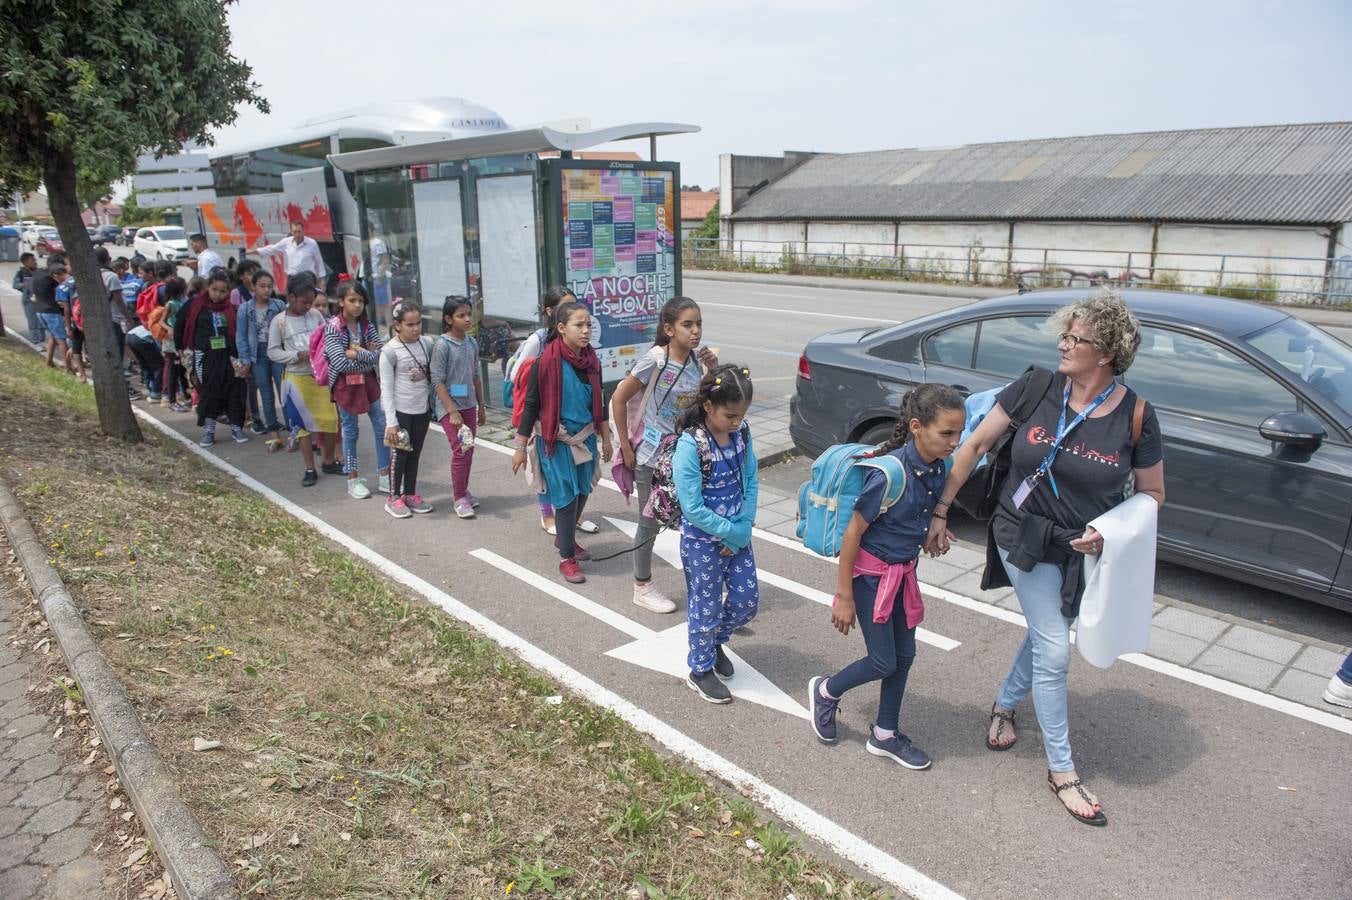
212,0,1352,191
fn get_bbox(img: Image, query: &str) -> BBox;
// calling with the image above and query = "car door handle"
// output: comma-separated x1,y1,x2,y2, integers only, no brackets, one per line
951,384,971,396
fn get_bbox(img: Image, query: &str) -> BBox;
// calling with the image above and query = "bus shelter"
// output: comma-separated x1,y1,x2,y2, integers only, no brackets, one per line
328,122,698,385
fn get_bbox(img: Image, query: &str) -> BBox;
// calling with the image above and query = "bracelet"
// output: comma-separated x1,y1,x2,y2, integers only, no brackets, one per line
932,512,948,520
935,497,953,509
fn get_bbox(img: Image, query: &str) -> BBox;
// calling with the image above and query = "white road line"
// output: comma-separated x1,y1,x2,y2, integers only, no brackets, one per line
699,300,889,323
469,548,650,640
45,365,959,899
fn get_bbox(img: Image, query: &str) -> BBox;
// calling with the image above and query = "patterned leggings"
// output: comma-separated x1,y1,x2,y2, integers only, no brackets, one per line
680,538,759,674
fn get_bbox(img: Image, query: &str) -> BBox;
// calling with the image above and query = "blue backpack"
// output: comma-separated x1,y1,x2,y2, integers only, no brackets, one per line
960,385,1006,468
796,443,907,557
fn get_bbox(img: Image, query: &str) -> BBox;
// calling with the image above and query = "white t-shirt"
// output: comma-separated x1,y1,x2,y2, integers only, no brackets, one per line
267,309,326,376
379,337,434,420
195,249,224,278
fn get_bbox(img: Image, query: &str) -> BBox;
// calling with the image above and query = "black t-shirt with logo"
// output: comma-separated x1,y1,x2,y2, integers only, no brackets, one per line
31,269,59,314
991,370,1163,550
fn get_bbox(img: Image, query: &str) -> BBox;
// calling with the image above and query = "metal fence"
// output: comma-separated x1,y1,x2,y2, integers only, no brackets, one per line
684,236,1352,306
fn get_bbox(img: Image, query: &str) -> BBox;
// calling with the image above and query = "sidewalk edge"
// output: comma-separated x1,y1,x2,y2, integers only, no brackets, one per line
0,475,237,900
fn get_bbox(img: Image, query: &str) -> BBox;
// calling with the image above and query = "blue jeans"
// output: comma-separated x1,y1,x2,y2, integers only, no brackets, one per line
1338,652,1352,685
249,345,282,432
337,404,389,475
37,312,67,343
22,298,46,345
995,547,1075,772
826,574,918,733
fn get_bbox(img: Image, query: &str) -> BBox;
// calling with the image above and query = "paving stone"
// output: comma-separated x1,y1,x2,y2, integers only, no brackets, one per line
1152,606,1229,642
0,697,28,721
0,661,26,682
995,594,1024,612
12,752,61,785
1215,625,1301,665
1192,645,1283,691
767,521,799,540
1145,628,1208,667
940,543,986,571
31,825,95,867
0,678,26,702
943,570,1012,602
1290,645,1349,677
44,855,107,896
20,799,83,837
8,732,51,762
1269,668,1335,708
0,805,33,839
4,712,46,739
16,773,67,809
0,862,44,898
915,559,966,588
0,830,40,867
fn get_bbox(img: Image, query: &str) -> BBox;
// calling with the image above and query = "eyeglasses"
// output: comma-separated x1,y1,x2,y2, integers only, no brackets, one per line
1057,332,1098,350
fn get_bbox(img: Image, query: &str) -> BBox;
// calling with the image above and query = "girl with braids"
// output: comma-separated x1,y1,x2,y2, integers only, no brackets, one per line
672,365,760,705
511,301,613,584
808,383,965,769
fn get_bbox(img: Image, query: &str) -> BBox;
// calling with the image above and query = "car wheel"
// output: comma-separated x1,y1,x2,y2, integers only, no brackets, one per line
858,422,896,447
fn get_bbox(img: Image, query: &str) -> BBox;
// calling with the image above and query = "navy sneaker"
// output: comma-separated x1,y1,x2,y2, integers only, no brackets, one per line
866,727,931,770
301,469,318,487
687,670,731,704
808,676,839,743
321,462,344,475
714,645,734,680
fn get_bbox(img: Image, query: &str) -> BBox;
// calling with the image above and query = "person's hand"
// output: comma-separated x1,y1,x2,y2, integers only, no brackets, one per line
601,433,613,463
237,363,251,377
448,414,463,429
478,401,486,422
511,447,527,475
924,518,952,556
831,590,857,636
384,425,400,445
344,346,358,360
1070,526,1103,556
697,346,718,369
619,442,636,470
295,349,309,363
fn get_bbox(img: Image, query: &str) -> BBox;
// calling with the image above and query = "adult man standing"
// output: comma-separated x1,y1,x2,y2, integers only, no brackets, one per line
30,257,69,370
256,220,326,285
12,252,43,345
189,233,224,278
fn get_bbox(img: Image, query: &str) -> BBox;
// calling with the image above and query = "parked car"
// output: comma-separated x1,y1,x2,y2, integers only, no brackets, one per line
30,227,63,257
790,288,1352,610
20,225,52,253
91,224,121,245
119,227,137,246
132,225,189,261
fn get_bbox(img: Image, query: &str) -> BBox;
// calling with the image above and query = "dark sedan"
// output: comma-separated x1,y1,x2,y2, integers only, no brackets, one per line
790,288,1352,611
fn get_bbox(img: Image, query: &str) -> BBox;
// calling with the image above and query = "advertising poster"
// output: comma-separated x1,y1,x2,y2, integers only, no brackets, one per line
562,166,677,380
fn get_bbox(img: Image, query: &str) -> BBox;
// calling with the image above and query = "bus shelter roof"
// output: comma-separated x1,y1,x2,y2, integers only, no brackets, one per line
328,122,699,173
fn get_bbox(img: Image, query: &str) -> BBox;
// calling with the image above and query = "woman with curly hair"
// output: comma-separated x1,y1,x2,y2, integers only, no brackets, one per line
925,288,1166,827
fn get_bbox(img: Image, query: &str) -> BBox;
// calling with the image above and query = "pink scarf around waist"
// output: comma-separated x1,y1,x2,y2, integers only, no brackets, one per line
853,547,924,628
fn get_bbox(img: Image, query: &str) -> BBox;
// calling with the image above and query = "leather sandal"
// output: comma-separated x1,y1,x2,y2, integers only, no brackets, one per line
1047,771,1108,827
986,704,1017,751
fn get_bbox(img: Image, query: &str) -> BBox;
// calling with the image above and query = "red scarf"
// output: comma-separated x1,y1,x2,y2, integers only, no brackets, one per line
536,337,603,453
180,290,238,353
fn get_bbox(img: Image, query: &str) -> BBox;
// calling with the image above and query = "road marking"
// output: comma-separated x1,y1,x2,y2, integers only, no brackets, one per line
702,339,802,358
65,363,959,900
467,547,809,720
699,300,889,323
605,518,961,652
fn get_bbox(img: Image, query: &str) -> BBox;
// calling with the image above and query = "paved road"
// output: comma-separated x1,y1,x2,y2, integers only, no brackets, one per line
4,266,1352,896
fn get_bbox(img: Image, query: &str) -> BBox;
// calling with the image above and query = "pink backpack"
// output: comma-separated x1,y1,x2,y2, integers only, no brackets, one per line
308,315,339,385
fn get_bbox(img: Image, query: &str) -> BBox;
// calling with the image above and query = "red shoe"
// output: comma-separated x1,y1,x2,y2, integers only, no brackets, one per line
553,538,591,562
559,558,585,584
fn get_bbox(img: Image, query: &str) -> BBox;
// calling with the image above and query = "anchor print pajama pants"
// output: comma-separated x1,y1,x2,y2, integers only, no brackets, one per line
680,537,760,674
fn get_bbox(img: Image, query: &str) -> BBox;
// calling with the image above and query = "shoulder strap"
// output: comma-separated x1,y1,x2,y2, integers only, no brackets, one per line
1131,396,1145,447
856,454,908,514
1008,366,1056,429
636,346,667,416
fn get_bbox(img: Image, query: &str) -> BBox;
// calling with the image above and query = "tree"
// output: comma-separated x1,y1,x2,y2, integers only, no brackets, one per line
118,191,166,228
0,0,267,443
693,200,720,240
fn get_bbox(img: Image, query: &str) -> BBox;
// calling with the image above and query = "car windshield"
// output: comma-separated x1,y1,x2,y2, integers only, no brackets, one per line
1242,317,1352,418
154,227,186,240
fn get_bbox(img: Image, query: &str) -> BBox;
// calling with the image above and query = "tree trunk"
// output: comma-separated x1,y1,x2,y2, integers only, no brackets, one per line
43,149,143,444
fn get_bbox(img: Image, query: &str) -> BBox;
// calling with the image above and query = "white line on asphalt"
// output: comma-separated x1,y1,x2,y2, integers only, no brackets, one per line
699,300,889,323
66,364,961,899
704,340,802,358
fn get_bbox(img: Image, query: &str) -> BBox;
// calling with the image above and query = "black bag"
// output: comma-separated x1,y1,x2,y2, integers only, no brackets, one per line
955,366,1055,519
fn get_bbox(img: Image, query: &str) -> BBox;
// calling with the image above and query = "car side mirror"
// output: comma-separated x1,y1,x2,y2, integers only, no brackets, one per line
1259,411,1325,451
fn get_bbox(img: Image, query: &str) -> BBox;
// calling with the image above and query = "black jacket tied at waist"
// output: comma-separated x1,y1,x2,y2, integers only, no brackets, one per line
982,512,1086,619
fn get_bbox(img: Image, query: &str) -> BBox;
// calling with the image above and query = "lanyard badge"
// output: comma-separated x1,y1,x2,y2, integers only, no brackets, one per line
1013,382,1115,508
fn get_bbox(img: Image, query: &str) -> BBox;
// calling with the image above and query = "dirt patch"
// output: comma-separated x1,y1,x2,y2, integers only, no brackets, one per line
0,337,887,898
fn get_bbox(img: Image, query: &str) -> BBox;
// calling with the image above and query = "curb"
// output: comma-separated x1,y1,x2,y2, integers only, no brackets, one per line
0,476,237,900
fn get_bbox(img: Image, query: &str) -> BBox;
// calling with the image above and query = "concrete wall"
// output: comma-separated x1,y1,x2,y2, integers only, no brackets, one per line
727,220,806,262
1153,223,1329,294
1012,222,1154,277
805,221,894,257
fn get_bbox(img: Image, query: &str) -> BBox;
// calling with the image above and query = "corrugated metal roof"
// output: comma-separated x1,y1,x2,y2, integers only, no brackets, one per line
730,123,1352,224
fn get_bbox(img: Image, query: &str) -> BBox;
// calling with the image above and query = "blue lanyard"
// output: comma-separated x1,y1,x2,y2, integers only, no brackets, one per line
1037,381,1116,499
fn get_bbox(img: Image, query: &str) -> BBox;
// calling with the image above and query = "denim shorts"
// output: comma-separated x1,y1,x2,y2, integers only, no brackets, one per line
37,312,67,342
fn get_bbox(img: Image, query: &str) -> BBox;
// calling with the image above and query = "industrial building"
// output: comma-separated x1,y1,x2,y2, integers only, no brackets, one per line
718,123,1352,301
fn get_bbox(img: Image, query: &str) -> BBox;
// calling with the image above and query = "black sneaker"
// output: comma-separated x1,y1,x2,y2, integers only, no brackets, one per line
865,727,931,770
301,469,318,487
808,676,839,743
250,421,268,435
686,670,732,704
321,462,344,475
714,645,734,680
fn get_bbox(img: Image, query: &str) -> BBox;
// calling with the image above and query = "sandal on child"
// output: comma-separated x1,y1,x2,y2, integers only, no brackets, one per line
1047,771,1107,827
265,438,284,453
987,704,1017,751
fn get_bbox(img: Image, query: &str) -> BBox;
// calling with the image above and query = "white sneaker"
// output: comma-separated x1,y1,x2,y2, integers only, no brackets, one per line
347,478,371,500
578,519,600,534
633,581,677,614
1323,674,1352,709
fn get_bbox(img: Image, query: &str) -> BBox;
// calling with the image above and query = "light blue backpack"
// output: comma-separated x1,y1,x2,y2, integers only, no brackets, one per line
796,443,907,557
